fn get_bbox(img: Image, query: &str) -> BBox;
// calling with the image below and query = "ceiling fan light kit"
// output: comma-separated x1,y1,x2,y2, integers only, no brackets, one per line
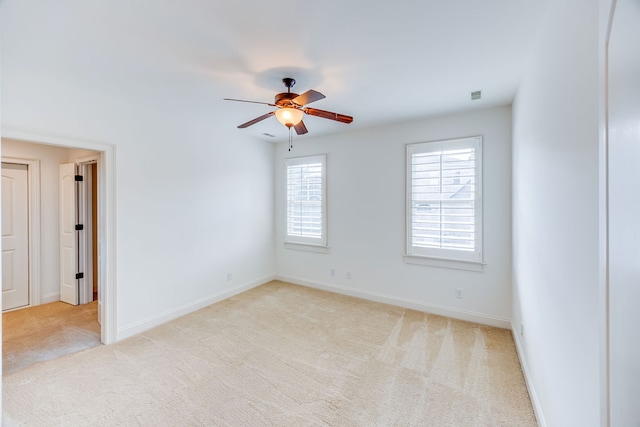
224,77,353,149
275,107,304,127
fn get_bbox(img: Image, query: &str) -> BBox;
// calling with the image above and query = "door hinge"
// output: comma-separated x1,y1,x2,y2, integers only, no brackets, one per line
75,224,84,231
75,175,83,181
76,272,84,279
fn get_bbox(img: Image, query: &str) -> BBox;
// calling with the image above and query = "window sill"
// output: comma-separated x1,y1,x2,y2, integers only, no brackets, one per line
284,242,330,254
403,255,485,272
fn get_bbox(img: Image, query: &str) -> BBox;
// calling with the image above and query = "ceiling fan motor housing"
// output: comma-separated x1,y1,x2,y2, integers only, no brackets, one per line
275,92,300,107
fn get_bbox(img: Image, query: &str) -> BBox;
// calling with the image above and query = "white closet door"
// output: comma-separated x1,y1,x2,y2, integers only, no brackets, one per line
2,163,30,311
59,163,79,305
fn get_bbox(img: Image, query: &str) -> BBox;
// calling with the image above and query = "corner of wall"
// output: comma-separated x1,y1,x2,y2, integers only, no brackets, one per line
511,321,547,427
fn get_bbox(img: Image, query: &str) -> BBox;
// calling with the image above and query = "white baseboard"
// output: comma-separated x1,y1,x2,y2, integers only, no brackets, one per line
117,274,276,341
275,274,511,329
40,292,60,305
511,322,546,427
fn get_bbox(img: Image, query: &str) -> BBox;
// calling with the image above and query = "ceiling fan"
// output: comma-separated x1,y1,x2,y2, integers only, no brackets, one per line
224,77,353,136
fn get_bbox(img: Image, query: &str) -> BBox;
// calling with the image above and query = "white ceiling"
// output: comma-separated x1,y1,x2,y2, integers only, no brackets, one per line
1,0,549,141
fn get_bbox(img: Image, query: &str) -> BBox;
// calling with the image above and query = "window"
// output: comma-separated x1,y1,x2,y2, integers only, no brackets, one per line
406,136,482,263
285,155,327,247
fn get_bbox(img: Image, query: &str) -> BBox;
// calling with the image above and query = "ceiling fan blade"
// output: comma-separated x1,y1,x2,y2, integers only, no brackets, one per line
224,98,276,107
294,120,308,135
238,112,274,128
292,90,326,106
305,108,353,124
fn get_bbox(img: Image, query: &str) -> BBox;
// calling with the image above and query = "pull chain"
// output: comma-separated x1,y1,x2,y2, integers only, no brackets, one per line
288,126,293,151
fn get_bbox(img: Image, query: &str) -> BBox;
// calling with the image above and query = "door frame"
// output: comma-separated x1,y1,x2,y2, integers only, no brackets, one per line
1,157,41,308
2,130,117,345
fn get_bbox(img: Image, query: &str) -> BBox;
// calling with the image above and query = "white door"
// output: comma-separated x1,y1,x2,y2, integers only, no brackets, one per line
59,163,79,305
2,163,30,311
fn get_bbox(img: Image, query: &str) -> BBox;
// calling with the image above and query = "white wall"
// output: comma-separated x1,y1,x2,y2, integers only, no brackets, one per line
607,0,640,424
512,0,601,425
2,139,73,302
1,59,276,340
275,106,513,327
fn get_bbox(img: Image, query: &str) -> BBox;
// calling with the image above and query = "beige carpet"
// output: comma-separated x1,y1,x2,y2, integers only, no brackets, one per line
2,281,536,426
3,300,101,375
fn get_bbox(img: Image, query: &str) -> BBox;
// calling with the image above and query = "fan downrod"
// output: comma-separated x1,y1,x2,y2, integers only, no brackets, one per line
275,77,299,106
282,77,296,92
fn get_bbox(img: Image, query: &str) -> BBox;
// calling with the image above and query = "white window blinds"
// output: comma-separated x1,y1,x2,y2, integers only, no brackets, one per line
285,155,327,246
406,137,482,263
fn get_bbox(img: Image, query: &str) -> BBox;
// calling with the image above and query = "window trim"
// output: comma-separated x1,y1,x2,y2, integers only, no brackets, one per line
405,136,483,264
284,154,327,248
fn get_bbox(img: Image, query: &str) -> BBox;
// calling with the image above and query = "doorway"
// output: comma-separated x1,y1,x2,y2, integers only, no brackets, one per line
1,133,116,346
2,152,100,313
2,147,105,373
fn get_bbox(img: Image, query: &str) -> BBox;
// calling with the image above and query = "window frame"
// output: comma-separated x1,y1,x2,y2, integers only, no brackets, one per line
284,154,327,248
405,136,483,264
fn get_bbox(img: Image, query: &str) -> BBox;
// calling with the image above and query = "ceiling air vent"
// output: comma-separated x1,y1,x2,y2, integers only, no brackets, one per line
471,91,482,101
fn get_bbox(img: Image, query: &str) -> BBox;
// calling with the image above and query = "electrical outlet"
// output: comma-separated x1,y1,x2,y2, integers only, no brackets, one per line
226,273,232,282
330,268,336,277
346,271,352,280
455,288,463,299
